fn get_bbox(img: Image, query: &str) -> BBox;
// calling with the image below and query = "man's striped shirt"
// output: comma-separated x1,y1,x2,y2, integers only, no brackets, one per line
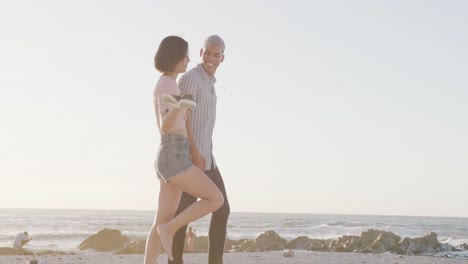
179,64,217,170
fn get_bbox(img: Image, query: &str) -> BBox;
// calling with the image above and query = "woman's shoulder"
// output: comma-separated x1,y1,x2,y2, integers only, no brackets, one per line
155,75,180,95
156,75,177,88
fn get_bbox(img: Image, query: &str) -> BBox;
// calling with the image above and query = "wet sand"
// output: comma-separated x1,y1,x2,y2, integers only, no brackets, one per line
1,251,466,264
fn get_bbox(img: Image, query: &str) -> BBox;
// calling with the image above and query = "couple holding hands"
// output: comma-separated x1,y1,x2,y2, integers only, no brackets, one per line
144,35,230,264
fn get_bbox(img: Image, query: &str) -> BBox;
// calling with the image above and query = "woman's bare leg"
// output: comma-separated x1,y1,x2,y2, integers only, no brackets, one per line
144,181,182,264
157,166,224,261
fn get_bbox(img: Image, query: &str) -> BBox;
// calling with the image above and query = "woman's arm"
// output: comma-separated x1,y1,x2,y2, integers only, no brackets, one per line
160,107,184,134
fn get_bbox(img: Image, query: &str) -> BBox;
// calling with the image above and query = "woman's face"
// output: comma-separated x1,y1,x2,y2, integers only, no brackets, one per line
174,52,190,73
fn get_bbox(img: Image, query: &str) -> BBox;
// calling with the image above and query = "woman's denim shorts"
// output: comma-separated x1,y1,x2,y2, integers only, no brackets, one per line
155,133,193,182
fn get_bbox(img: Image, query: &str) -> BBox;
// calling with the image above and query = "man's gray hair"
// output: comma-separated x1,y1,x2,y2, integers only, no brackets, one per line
204,35,225,53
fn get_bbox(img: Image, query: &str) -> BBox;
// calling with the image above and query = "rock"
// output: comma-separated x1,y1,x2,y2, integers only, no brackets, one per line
225,238,251,252
283,249,295,257
114,240,146,254
78,229,130,252
457,243,468,250
396,237,420,255
194,236,209,253
302,229,455,256
335,235,362,252
308,239,329,251
245,230,287,252
360,231,401,253
359,230,394,248
172,229,457,256
287,236,314,249
24,260,38,264
235,239,255,252
396,232,448,255
439,243,456,252
0,247,34,256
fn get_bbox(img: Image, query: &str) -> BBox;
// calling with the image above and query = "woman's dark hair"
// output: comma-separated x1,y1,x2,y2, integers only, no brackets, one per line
154,36,188,73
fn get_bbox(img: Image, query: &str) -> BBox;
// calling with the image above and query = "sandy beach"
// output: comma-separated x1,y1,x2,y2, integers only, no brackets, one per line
1,251,467,264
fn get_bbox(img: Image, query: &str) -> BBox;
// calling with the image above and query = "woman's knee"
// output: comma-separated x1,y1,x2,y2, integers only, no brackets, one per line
210,190,224,212
213,198,230,219
155,214,173,226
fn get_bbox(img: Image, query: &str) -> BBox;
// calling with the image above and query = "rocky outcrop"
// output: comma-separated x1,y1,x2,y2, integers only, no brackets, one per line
78,228,130,252
457,243,468,250
360,230,401,253
114,240,146,254
193,236,208,252
225,238,250,252
333,235,363,252
283,249,295,257
234,239,255,252
76,228,457,256
306,238,329,251
225,229,456,256
0,247,34,255
244,230,287,252
395,232,455,255
286,236,314,250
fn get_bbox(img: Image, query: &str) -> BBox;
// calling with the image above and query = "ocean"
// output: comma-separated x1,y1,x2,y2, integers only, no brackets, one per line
1,209,468,255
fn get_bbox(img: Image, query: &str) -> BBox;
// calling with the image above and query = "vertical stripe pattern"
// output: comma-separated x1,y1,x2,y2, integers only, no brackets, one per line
179,64,217,170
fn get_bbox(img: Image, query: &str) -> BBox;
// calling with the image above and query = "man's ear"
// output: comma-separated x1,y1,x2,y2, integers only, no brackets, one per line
200,48,204,57
221,54,225,63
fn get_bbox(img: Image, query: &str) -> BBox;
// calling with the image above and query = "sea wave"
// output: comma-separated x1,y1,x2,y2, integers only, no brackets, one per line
441,236,468,246
326,221,369,227
0,232,92,241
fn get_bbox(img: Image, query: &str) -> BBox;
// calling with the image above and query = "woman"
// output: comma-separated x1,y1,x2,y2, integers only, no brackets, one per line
144,36,224,263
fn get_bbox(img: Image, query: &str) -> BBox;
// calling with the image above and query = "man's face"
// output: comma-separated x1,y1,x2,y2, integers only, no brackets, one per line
200,44,224,76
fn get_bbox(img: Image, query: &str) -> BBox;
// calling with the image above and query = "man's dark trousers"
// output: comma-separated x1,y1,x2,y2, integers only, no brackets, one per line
169,166,230,264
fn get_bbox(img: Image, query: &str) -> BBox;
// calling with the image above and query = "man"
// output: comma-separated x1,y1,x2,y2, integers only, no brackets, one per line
170,35,229,264
12,231,31,249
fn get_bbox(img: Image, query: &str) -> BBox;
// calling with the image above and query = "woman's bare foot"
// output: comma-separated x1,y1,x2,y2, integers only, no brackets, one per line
157,224,174,261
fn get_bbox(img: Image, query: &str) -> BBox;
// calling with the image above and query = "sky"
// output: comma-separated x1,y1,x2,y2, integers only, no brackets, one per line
1,0,467,217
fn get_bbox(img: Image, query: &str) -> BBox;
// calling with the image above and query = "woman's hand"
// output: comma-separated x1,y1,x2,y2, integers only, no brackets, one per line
191,150,206,170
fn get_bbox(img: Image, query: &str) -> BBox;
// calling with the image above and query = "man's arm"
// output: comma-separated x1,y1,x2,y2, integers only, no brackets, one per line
186,110,205,169
179,74,206,170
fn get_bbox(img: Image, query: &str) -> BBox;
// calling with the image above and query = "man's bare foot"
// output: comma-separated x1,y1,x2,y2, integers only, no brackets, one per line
157,224,174,261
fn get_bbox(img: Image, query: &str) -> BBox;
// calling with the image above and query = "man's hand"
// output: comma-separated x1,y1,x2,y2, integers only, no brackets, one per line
191,151,206,170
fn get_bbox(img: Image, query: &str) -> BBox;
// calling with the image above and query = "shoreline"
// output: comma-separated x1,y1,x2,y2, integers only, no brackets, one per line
3,228,467,260
1,251,468,264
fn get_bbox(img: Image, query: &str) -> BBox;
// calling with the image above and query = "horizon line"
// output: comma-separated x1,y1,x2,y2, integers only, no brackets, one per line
1,207,467,219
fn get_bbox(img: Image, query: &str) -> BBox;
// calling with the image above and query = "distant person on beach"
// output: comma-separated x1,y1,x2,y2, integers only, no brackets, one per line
12,232,31,249
170,35,230,264
143,35,224,264
187,226,196,252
